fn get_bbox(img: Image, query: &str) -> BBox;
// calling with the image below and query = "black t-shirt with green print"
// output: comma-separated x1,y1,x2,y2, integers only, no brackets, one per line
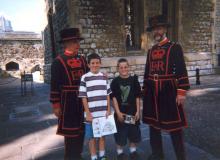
110,75,141,115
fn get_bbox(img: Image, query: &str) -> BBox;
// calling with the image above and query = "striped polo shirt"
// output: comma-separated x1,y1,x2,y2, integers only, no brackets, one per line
78,71,112,118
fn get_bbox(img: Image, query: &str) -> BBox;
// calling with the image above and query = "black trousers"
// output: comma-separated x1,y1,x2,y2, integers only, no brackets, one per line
64,133,84,160
149,126,186,160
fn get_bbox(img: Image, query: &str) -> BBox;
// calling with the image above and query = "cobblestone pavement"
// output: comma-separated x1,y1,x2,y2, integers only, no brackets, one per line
0,76,219,160
185,76,220,158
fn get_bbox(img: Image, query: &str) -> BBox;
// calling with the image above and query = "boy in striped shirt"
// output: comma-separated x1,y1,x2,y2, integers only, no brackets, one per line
79,53,111,160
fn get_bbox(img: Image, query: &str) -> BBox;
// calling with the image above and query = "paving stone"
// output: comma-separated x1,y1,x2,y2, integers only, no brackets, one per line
0,77,220,160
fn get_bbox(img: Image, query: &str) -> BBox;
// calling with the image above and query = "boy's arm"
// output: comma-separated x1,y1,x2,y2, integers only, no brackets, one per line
133,75,141,121
78,75,93,121
106,95,111,117
82,97,93,122
112,97,125,122
106,78,111,117
110,78,124,121
135,97,141,121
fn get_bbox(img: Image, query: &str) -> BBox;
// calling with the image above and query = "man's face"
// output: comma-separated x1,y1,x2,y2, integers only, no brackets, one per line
65,39,80,54
118,62,129,78
152,26,167,42
88,59,101,74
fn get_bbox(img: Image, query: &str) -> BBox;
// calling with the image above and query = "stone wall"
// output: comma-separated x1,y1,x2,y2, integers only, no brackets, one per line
144,0,161,18
0,32,44,78
180,0,214,53
43,26,53,83
43,0,219,83
43,0,69,83
96,55,210,85
178,0,215,74
185,53,213,76
52,0,69,55
44,0,126,83
100,56,146,84
77,0,125,57
98,54,208,86
214,0,220,66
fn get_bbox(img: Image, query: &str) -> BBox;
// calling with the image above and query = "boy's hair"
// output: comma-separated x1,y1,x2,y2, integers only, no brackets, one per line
117,58,129,67
87,53,101,64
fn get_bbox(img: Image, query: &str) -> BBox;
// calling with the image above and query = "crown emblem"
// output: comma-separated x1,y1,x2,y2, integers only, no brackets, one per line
152,49,165,60
67,59,82,68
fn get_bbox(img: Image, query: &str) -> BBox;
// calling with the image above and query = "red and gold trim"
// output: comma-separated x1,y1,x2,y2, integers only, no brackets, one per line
158,37,169,46
52,102,61,108
57,125,84,137
64,49,76,56
165,43,174,74
177,89,186,96
57,56,73,85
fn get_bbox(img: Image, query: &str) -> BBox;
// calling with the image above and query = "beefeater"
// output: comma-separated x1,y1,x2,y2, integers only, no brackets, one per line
50,28,88,160
142,15,190,160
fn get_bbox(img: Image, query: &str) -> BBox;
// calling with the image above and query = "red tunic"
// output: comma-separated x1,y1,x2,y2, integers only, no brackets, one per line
142,39,190,132
50,53,88,137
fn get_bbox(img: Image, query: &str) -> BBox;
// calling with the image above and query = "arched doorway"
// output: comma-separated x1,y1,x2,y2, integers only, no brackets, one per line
31,64,41,73
6,62,19,71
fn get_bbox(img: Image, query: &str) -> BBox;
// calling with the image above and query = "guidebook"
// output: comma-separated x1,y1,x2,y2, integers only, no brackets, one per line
92,114,117,138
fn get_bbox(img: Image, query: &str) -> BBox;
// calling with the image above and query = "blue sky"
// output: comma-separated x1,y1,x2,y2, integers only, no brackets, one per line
0,0,46,33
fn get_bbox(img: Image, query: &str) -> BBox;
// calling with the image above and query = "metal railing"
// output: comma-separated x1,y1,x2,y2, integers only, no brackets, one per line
20,71,34,96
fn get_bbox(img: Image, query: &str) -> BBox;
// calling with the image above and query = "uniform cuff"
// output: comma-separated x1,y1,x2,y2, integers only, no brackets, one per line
52,103,61,108
177,89,186,96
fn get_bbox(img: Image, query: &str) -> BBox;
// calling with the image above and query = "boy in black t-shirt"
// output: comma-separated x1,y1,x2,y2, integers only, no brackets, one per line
111,58,142,160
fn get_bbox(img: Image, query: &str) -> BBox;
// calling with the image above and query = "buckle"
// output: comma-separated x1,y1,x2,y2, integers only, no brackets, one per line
153,74,159,81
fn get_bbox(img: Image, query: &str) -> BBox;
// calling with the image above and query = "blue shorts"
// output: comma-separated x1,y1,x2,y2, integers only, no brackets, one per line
85,123,94,139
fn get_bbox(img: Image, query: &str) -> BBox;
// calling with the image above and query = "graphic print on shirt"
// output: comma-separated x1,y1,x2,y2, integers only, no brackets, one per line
120,85,130,103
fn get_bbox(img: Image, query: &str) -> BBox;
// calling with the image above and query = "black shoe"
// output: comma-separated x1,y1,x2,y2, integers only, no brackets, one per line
147,154,164,160
129,151,140,160
117,153,127,160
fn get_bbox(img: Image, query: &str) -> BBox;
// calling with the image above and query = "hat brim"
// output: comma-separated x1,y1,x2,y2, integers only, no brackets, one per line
59,37,84,43
146,23,170,32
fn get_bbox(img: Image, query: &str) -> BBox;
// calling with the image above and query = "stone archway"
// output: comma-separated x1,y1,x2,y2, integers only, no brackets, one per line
31,64,41,73
5,61,19,71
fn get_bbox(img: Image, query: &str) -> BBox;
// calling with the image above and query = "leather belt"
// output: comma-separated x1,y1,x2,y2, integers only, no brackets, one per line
148,74,176,81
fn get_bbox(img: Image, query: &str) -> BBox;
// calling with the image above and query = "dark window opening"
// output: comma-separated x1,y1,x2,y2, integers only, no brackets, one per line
125,0,135,50
124,0,144,51
6,62,19,71
162,0,179,41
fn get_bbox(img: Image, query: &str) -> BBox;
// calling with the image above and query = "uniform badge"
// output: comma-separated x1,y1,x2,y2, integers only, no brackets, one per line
67,59,82,68
152,49,165,60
